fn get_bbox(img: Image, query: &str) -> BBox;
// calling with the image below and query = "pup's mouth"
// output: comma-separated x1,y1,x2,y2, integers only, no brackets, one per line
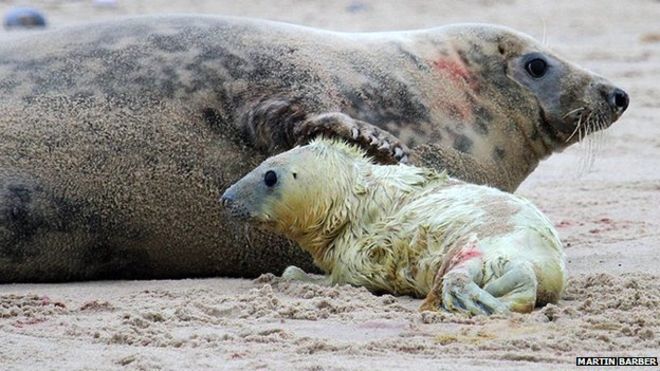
219,192,252,221
220,201,251,221
219,194,275,230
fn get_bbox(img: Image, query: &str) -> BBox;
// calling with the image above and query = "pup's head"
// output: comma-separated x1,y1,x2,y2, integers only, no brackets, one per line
220,138,367,244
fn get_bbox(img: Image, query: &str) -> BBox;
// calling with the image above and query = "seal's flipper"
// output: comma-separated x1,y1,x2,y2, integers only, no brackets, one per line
241,99,409,164
294,112,410,164
482,260,538,313
240,98,307,154
420,240,540,315
423,252,539,315
282,265,332,286
440,272,509,315
420,249,508,315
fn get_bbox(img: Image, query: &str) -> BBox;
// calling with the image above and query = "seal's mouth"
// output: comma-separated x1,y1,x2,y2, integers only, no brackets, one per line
219,194,276,230
220,198,252,221
562,106,618,144
219,190,253,221
542,104,620,145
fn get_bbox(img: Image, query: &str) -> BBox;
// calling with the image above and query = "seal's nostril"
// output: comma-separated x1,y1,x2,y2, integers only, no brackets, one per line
610,88,629,113
220,194,233,208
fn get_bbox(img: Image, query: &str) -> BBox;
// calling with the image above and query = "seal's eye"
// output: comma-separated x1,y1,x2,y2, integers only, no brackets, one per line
525,58,547,78
264,170,277,187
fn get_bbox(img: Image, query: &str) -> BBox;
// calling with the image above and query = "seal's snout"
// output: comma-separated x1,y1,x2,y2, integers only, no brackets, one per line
219,187,253,221
608,87,629,114
599,84,629,116
220,190,234,208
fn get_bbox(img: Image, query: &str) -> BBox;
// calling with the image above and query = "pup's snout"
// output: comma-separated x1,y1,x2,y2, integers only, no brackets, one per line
219,187,253,221
220,189,235,208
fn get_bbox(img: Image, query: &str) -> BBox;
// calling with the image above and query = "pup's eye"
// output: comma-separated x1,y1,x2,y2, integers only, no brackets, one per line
264,170,277,187
525,58,547,78
292,172,297,179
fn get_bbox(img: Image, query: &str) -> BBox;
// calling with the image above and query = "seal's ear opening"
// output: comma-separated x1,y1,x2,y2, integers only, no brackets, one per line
292,172,298,179
497,36,525,59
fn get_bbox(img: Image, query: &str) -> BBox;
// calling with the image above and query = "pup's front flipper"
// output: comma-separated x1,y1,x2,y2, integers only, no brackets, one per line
420,245,537,315
282,265,332,286
420,243,507,315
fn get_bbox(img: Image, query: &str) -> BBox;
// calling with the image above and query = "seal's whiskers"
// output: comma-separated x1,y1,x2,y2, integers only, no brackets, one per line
578,111,607,173
565,108,586,143
541,19,548,47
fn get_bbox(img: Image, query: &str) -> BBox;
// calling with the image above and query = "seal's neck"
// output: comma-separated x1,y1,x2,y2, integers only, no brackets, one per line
271,157,362,271
498,111,563,190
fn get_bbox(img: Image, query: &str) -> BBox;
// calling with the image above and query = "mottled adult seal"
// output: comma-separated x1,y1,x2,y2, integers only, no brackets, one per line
221,139,566,314
0,15,626,282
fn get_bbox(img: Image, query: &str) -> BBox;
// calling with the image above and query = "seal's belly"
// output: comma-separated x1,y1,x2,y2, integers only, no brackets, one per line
328,182,559,297
330,221,456,297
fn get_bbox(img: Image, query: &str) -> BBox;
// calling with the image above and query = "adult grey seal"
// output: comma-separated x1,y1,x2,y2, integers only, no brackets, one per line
0,15,628,282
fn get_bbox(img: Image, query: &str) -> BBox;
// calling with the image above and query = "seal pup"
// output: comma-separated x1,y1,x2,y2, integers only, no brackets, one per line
0,15,624,281
221,139,566,315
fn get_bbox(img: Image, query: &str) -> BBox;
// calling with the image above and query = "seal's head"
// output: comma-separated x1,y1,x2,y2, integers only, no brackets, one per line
220,139,365,244
495,26,629,144
429,24,629,149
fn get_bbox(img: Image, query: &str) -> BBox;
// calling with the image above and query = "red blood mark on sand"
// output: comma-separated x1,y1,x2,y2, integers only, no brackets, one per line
556,220,572,228
559,217,630,235
556,220,587,228
590,221,621,233
40,296,66,308
12,317,47,328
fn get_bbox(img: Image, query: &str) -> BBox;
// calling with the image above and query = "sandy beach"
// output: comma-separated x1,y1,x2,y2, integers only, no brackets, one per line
0,0,658,369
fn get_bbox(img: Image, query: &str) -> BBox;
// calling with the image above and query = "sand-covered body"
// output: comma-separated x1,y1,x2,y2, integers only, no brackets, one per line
222,139,566,314
0,15,622,281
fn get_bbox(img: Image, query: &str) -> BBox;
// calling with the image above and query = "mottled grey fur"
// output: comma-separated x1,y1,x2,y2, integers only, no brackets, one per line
0,15,626,281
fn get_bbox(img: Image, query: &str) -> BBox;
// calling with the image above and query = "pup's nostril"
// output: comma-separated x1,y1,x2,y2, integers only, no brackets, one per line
219,194,234,208
610,88,629,113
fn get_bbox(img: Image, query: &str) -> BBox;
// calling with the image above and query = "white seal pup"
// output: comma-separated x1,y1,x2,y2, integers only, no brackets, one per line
222,139,566,314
